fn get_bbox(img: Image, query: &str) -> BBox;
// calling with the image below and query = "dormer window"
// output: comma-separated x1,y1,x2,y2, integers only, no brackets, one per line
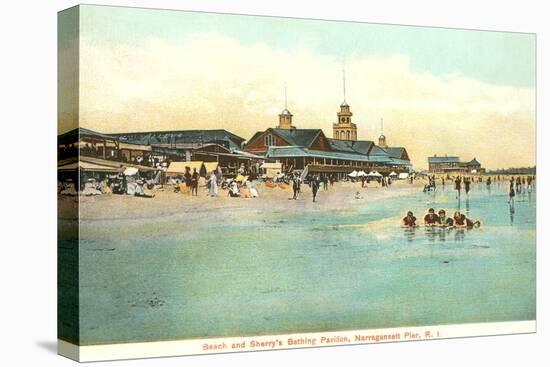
264,134,274,146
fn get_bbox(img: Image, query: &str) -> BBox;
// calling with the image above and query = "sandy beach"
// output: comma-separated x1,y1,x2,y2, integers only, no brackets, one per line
60,179,426,221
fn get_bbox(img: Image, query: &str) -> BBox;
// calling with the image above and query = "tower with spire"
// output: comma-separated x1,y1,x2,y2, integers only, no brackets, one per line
378,117,388,148
333,67,357,141
277,83,295,129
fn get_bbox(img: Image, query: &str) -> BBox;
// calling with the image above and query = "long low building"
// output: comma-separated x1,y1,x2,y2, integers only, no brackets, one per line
265,145,409,175
428,155,484,174
58,127,265,178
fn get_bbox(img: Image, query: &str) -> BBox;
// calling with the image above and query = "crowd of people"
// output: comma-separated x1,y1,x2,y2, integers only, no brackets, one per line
421,174,536,200
409,173,536,230
508,175,535,205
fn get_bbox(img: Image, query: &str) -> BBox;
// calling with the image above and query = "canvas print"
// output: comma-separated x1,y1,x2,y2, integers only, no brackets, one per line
57,5,536,362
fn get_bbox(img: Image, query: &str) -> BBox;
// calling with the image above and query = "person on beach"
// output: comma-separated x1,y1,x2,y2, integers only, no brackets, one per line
508,181,516,205
311,175,320,202
184,167,192,193
322,175,328,191
423,208,440,227
292,175,301,200
464,177,471,195
486,176,492,189
453,211,481,228
401,211,418,228
454,176,462,198
437,210,454,227
228,180,240,197
191,168,199,196
329,174,335,187
245,179,259,198
207,171,218,197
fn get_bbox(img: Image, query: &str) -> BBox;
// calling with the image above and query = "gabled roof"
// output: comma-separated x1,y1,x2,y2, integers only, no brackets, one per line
326,139,374,155
468,158,481,166
428,155,460,163
271,128,324,148
384,147,405,159
246,131,264,145
351,141,375,155
327,138,356,153
369,145,390,156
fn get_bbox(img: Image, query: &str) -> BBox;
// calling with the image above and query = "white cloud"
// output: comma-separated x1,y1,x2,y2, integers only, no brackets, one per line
76,33,535,169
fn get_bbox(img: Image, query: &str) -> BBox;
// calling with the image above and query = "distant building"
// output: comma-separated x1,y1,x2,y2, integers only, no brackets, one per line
428,155,484,174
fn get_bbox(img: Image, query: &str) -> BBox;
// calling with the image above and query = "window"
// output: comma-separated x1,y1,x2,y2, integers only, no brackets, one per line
264,134,274,146
346,131,350,140
335,131,339,139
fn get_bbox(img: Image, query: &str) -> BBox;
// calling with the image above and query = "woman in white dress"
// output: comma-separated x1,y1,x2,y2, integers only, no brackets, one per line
208,172,218,197
245,179,259,198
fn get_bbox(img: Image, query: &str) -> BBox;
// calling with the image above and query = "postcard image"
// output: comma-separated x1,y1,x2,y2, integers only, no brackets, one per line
57,4,536,362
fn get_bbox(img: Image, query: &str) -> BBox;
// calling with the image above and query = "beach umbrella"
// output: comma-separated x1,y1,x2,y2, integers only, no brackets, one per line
357,170,367,177
367,171,382,177
389,171,398,176
123,167,139,176
348,170,358,177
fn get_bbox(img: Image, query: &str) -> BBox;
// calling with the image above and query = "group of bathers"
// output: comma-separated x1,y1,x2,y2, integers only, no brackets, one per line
401,208,480,228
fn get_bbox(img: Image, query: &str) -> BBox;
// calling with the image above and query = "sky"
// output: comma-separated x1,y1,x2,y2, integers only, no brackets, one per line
59,5,536,169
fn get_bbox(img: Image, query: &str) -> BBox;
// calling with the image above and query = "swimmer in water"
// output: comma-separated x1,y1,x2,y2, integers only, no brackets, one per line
437,209,454,227
423,208,440,227
401,211,418,228
453,211,481,228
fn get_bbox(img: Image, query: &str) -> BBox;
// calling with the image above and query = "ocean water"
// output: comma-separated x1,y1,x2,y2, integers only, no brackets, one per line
69,182,536,345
